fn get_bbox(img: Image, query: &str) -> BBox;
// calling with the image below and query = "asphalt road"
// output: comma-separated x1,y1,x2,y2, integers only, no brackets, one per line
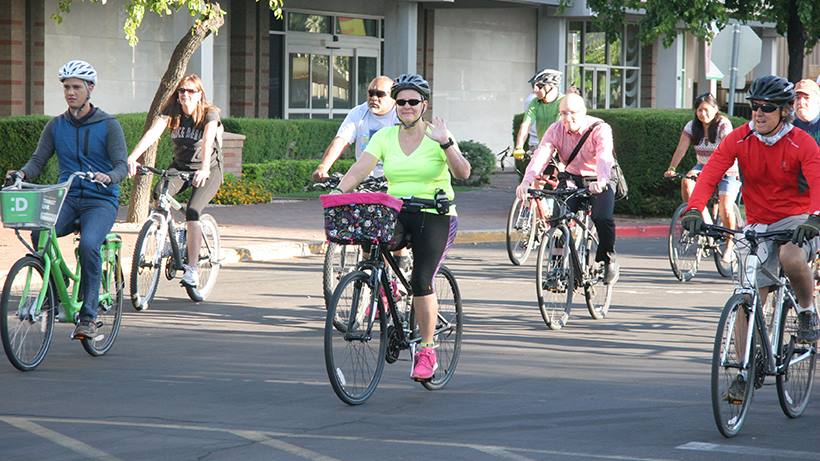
0,238,818,461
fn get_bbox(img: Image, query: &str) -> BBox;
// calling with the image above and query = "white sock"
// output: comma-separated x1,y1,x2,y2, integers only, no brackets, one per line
794,304,815,314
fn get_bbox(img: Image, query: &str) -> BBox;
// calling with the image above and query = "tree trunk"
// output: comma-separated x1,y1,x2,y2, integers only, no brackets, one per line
125,3,225,223
785,0,805,82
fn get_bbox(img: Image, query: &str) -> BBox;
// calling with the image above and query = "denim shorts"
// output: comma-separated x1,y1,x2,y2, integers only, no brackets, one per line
689,164,741,198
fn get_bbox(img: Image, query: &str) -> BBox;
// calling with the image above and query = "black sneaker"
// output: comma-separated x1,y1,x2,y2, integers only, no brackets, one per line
723,374,747,403
72,320,97,340
796,310,820,344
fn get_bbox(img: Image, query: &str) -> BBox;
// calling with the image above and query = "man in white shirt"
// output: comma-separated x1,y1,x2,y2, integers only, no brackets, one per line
312,76,398,180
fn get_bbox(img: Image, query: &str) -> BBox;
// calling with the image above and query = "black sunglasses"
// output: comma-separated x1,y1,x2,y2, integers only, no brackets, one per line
368,89,387,98
749,101,780,113
177,88,199,95
396,99,423,107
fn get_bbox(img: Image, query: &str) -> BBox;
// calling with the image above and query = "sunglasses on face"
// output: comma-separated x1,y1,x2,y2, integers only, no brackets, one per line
368,89,388,98
396,99,423,107
749,102,780,113
177,88,199,95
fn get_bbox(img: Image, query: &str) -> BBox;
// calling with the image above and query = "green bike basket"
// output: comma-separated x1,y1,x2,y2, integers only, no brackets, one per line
0,183,69,230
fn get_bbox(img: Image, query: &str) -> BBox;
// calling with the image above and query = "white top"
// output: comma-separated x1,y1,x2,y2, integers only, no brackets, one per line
336,102,399,177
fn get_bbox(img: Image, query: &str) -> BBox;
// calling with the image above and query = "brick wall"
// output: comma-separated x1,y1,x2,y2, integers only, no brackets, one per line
229,2,269,118
0,0,43,116
222,132,245,177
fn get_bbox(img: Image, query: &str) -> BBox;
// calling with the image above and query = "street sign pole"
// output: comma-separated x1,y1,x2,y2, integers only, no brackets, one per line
727,24,741,116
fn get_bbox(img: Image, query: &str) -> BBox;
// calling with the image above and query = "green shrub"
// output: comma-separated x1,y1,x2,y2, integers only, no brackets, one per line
244,159,354,194
221,118,342,163
455,139,494,186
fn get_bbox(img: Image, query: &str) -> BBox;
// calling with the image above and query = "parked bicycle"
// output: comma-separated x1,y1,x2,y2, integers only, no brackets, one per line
130,165,221,310
700,223,817,437
529,187,614,330
0,172,124,371
667,173,744,281
323,193,463,405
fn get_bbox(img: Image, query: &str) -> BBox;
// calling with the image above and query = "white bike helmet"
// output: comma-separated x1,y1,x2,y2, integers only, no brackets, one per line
58,60,97,85
529,68,562,87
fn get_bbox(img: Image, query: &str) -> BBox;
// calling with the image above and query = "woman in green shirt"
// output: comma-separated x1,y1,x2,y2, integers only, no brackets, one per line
335,73,471,381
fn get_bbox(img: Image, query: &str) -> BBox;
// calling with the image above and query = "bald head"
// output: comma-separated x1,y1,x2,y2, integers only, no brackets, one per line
367,75,395,115
558,93,588,133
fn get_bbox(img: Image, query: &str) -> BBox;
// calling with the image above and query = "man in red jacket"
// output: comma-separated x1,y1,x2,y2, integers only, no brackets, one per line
683,75,820,340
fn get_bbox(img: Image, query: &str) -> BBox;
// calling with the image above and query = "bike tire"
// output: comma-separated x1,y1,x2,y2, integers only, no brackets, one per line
668,203,700,282
0,256,55,371
775,299,817,418
184,214,221,302
713,203,744,278
324,270,387,405
422,266,463,391
506,197,537,266
711,294,757,438
82,249,123,357
582,221,613,320
130,217,164,311
536,226,573,330
322,242,363,309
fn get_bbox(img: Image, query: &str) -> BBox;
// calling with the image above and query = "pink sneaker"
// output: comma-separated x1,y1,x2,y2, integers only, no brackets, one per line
411,347,438,381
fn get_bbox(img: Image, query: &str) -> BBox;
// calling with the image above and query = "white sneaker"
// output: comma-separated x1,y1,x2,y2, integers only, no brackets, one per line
182,264,199,287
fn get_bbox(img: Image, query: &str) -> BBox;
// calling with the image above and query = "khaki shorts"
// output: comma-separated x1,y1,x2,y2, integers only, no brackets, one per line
751,215,818,288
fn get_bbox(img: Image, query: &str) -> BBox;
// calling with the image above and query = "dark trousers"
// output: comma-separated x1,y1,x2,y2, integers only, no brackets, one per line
566,178,616,264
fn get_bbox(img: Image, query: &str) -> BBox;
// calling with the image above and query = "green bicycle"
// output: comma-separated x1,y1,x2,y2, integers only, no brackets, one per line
0,172,124,371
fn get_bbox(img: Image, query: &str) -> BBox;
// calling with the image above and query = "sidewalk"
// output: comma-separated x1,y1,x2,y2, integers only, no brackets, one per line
0,172,668,283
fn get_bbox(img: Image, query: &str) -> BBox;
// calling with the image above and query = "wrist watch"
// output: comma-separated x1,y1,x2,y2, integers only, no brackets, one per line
439,137,454,150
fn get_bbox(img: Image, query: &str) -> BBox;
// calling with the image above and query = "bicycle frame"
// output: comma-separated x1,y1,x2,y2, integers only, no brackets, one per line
539,188,595,286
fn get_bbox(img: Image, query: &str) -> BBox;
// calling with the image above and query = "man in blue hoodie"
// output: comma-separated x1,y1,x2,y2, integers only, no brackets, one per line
8,60,127,340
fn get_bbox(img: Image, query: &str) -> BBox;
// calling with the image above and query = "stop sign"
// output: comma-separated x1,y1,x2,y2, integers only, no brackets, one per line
710,25,761,86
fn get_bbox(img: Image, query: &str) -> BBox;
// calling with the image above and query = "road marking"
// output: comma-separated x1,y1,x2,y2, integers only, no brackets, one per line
677,441,820,459
473,446,539,460
0,416,124,461
231,430,342,461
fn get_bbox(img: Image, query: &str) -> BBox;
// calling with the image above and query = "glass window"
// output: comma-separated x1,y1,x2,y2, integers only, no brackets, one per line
269,35,284,118
336,17,379,37
583,69,594,106
596,71,607,109
289,53,309,109
566,65,582,92
311,54,329,109
609,68,622,109
585,23,605,65
608,31,622,66
358,56,378,104
567,22,583,65
333,55,353,110
625,69,639,107
288,13,331,34
625,24,640,67
289,113,310,119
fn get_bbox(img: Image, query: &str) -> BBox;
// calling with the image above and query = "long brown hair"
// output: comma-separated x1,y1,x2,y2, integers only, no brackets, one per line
690,92,726,145
162,74,220,130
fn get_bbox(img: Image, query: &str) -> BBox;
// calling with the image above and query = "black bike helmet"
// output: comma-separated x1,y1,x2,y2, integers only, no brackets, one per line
391,73,431,100
746,75,795,105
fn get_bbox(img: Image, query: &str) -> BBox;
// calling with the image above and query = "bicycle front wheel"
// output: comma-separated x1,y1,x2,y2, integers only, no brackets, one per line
185,214,221,302
668,203,701,282
713,203,744,278
324,270,387,405
582,222,613,319
711,294,757,438
322,242,363,309
422,266,463,391
536,226,573,330
506,197,537,266
82,247,123,357
130,217,164,311
0,256,55,371
775,301,817,418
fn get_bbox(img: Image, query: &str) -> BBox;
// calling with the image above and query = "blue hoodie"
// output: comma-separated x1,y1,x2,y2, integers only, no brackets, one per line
21,106,128,207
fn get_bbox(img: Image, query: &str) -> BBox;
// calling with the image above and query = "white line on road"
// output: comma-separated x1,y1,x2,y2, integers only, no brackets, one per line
676,441,820,459
0,416,124,461
231,430,343,461
473,446,539,461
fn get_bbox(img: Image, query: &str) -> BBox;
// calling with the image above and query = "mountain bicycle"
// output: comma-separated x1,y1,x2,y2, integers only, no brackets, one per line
699,223,817,437
529,187,614,330
130,165,221,310
323,193,463,405
311,174,388,308
667,173,744,281
0,172,124,371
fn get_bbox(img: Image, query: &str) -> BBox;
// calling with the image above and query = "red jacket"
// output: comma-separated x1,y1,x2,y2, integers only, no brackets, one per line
687,123,820,224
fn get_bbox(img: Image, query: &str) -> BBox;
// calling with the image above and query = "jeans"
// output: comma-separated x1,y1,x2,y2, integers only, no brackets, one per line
36,196,117,321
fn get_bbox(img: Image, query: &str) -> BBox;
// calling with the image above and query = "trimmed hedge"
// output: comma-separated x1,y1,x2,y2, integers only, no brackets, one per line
221,117,342,163
244,159,354,194
455,140,494,187
511,109,748,216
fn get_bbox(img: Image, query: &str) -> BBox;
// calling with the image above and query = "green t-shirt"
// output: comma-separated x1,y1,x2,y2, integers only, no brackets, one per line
365,126,457,216
523,96,562,139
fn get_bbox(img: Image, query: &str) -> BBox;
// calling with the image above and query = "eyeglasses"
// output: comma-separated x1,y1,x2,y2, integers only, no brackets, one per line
177,88,199,95
749,102,780,113
558,110,581,118
396,99,423,107
368,89,388,98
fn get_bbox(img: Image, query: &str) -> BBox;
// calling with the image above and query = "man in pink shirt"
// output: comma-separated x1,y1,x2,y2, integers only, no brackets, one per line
516,93,619,283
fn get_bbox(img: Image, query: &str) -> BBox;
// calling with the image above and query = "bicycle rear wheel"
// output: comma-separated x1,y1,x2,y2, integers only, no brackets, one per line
775,301,817,418
324,270,387,405
130,217,164,311
711,294,757,438
713,203,744,278
668,203,701,282
0,256,55,371
184,214,221,302
422,266,463,391
582,222,613,319
323,242,363,309
506,197,537,266
536,226,573,330
82,246,123,357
